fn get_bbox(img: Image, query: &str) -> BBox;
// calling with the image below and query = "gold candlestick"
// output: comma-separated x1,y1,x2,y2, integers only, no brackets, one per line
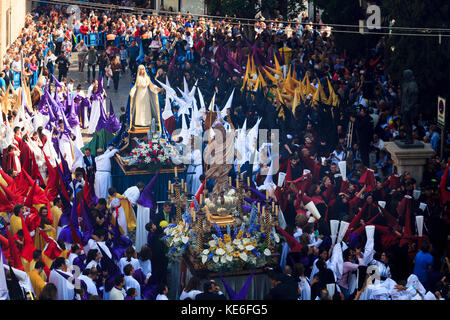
196,214,204,253
175,183,182,222
265,205,272,248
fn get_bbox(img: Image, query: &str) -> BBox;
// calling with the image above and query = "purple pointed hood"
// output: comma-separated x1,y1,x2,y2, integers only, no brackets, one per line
66,94,79,128
104,99,121,133
219,269,255,300
137,171,159,208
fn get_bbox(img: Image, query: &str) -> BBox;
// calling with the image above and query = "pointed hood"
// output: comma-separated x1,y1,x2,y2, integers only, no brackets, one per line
190,180,205,209
359,168,375,192
209,92,216,112
6,227,24,270
104,99,121,133
220,88,235,119
137,172,159,209
439,162,450,205
162,95,174,121
219,269,255,300
197,87,206,112
19,213,37,262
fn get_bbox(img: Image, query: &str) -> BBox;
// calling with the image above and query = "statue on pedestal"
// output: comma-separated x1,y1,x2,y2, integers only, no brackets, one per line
400,69,419,145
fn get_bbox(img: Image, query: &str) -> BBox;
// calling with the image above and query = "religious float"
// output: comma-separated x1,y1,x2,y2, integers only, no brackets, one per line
109,65,186,199
162,123,283,299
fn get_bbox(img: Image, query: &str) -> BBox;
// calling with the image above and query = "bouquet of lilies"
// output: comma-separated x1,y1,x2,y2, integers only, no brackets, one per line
200,205,281,273
163,218,193,262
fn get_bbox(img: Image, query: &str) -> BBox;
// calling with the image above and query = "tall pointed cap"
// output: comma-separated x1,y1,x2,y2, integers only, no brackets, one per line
137,171,160,208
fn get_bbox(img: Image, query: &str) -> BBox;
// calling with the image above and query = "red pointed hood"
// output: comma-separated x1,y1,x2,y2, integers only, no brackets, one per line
359,168,375,192
190,180,205,209
0,186,13,212
44,152,59,202
19,213,37,262
439,162,450,205
41,230,63,260
6,227,24,270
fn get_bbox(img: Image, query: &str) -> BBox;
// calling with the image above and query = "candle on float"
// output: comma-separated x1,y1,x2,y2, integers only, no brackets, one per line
236,178,239,189
229,176,232,186
184,182,187,193
170,184,174,194
257,202,260,214
174,166,178,178
272,201,275,211
275,205,278,216
168,180,171,192
200,194,203,205
238,164,241,174
266,189,269,200
181,179,184,189
247,177,250,187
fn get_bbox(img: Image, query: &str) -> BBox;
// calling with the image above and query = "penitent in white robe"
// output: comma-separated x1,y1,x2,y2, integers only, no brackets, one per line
110,198,128,237
135,204,154,252
94,148,118,200
186,148,203,196
49,269,74,300
123,186,141,207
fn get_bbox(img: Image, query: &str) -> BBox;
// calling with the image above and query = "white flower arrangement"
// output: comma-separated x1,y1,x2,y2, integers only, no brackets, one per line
163,220,193,262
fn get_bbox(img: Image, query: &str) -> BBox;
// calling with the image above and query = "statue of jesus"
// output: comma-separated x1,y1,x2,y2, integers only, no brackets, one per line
129,65,162,133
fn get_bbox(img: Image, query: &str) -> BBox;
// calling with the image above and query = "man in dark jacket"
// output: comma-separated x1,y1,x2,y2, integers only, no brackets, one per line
355,106,374,166
195,281,227,300
97,50,110,80
264,269,299,300
55,53,70,82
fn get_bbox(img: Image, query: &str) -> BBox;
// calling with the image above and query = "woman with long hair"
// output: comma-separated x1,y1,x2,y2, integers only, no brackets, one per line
111,55,122,92
118,246,140,273
179,277,202,300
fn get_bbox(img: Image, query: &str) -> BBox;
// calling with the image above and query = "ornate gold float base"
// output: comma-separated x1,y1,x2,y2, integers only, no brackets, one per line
205,206,236,227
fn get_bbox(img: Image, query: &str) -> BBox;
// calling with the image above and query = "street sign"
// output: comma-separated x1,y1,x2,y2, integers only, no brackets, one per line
437,96,446,129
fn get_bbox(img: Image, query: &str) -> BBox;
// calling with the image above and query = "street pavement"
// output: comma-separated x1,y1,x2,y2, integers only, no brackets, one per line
66,53,132,144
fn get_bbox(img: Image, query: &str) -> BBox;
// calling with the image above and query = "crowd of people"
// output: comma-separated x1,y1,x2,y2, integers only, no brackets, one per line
0,3,448,301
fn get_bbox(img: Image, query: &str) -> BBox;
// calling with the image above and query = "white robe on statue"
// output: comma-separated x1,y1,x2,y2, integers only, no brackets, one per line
94,148,118,200
49,269,74,300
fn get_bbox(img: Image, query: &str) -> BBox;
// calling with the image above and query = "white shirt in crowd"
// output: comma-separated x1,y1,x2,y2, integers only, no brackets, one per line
109,287,125,300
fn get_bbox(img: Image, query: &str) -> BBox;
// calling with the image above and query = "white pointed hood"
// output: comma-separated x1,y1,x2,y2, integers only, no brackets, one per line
162,94,174,121
220,88,235,119
197,87,206,112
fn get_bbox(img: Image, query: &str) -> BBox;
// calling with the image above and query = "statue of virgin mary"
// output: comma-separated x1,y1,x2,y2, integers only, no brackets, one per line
129,65,162,133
